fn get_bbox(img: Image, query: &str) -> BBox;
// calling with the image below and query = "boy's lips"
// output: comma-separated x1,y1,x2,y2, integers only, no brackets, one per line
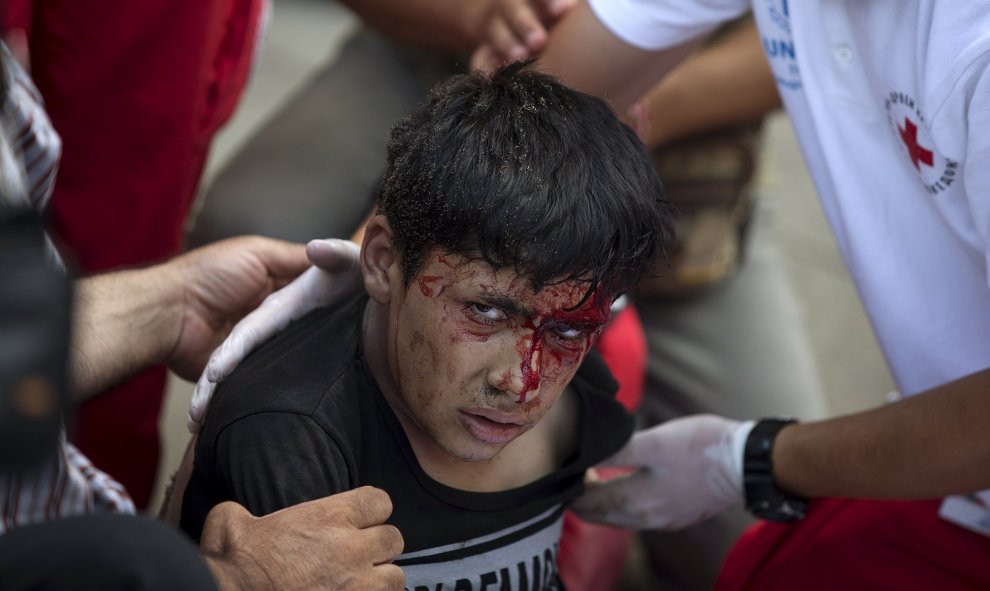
463,408,526,425
460,409,527,444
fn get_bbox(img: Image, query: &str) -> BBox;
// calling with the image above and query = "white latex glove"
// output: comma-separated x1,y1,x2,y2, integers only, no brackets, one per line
187,239,362,432
572,415,755,530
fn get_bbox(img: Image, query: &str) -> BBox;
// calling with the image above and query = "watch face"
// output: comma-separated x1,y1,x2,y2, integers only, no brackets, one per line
751,497,808,522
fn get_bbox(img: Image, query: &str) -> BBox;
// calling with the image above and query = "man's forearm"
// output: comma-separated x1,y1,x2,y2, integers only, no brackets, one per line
633,18,781,149
538,1,700,113
70,264,183,399
774,367,990,499
339,0,489,54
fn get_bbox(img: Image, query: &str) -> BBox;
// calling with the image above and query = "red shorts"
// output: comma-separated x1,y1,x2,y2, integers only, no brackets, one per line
717,498,990,590
4,0,265,506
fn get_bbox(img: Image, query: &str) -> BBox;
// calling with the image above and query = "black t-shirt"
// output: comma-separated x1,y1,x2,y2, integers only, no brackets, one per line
181,296,633,590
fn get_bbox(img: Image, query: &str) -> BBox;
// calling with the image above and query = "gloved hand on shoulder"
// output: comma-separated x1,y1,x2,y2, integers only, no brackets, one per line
187,238,362,432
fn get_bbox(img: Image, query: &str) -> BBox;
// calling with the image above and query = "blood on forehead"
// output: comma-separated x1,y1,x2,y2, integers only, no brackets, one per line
418,251,614,323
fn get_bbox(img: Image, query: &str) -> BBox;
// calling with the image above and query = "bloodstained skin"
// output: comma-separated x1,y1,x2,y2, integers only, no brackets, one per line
420,253,472,298
513,290,611,403
417,275,443,297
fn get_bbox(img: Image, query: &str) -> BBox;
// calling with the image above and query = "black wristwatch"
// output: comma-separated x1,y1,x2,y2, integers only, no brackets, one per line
743,418,808,522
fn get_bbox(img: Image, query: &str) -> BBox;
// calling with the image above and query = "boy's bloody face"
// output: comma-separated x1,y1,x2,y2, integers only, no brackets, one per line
381,249,612,463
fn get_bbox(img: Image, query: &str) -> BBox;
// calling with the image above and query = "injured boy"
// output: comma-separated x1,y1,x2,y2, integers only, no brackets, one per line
180,62,673,589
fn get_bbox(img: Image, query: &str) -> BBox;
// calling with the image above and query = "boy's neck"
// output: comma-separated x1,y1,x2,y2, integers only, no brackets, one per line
361,299,578,492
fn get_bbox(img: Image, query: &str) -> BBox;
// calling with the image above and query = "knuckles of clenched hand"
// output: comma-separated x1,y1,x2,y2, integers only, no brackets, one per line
201,488,405,590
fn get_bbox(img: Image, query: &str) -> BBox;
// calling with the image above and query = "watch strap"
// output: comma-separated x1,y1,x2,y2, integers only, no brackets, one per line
743,417,808,522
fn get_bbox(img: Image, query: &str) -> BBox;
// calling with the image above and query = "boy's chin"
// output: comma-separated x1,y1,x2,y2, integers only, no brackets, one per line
441,438,510,463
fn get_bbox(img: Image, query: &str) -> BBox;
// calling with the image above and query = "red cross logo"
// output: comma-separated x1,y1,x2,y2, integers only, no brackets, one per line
898,118,933,170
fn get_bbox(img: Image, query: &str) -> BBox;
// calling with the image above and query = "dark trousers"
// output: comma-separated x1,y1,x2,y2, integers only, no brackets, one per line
0,514,217,590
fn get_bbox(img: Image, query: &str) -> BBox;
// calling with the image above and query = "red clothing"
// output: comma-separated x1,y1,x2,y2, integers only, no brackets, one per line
3,0,265,507
558,304,647,591
717,498,990,590
594,303,647,413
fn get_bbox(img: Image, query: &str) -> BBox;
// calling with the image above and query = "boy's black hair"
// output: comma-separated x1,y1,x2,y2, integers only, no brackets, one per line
378,61,675,306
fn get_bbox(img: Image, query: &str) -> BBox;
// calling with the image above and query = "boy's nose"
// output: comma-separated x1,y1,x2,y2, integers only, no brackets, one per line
490,345,542,404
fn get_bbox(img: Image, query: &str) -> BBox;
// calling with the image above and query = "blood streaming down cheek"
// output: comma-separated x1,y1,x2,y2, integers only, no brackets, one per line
513,290,611,403
516,320,545,403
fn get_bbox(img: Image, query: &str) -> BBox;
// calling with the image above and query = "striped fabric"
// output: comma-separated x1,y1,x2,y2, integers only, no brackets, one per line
0,42,60,211
0,438,136,535
1,42,135,533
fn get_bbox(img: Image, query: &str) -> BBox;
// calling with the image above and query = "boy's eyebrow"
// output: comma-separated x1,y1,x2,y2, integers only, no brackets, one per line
482,294,532,318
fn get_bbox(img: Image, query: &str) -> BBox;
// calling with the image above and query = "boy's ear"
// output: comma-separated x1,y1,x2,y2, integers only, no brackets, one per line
361,214,397,304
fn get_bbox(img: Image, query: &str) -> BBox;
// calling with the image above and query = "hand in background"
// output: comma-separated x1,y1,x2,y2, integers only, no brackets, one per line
470,0,576,72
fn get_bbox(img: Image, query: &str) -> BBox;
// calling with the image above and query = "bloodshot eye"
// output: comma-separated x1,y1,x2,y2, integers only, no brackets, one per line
467,303,506,324
550,321,605,347
554,326,582,340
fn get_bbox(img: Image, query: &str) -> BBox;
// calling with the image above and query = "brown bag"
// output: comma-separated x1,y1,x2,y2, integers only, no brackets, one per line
635,121,763,298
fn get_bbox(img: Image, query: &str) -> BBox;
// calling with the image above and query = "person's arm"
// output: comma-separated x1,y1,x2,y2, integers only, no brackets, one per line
473,3,775,146
536,1,705,113
775,368,990,499
69,236,309,398
70,265,179,397
627,17,780,149
200,488,404,591
573,367,990,529
183,362,405,590
214,413,354,519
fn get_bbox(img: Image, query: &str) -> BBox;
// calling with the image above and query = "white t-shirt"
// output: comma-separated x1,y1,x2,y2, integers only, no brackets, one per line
591,0,990,397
